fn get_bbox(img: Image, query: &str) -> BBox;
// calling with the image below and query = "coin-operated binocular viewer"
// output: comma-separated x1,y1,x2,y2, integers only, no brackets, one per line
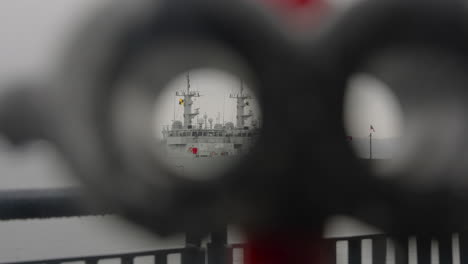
2,0,468,263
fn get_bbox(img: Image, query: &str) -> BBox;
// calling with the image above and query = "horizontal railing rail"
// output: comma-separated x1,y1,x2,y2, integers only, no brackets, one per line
1,247,192,264
0,188,110,220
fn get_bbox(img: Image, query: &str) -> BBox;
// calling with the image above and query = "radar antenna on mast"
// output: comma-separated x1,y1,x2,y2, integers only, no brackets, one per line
187,72,191,91
230,79,253,128
176,72,200,128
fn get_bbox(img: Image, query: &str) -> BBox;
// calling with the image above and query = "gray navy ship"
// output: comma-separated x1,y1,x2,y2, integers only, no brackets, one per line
159,73,261,177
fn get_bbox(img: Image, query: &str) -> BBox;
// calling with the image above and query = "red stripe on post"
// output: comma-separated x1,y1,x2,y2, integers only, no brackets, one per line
245,232,327,264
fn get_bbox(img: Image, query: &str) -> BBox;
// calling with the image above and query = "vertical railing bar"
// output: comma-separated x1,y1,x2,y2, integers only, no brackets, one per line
417,235,431,264
437,234,453,264
348,238,362,264
326,239,337,264
393,236,409,264
372,235,387,264
121,256,134,264
155,252,167,264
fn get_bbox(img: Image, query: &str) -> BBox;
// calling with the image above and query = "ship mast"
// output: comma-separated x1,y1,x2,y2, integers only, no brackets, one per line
176,72,200,129
230,80,252,128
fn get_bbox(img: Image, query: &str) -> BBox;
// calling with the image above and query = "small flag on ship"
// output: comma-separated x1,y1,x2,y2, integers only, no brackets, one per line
179,99,184,105
370,125,375,133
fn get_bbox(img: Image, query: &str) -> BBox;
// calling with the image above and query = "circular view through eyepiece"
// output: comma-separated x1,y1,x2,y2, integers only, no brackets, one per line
153,69,262,180
344,48,468,189
344,73,403,158
344,73,404,178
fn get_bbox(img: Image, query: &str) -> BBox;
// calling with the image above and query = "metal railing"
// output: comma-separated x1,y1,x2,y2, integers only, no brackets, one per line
0,189,467,264
328,233,460,264
5,232,468,264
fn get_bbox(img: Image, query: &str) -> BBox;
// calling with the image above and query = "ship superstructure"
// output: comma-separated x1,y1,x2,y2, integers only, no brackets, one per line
161,74,260,162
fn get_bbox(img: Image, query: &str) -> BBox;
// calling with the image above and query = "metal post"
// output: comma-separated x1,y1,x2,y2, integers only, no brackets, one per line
438,235,453,264
394,237,409,264
369,132,373,159
323,240,337,264
417,236,431,264
85,259,99,264
121,256,134,264
208,226,229,264
155,253,167,264
183,231,204,264
459,232,468,264
372,237,387,264
348,239,362,264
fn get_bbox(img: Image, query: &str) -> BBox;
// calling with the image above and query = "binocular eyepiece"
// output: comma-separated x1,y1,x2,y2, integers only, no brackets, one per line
2,0,468,238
